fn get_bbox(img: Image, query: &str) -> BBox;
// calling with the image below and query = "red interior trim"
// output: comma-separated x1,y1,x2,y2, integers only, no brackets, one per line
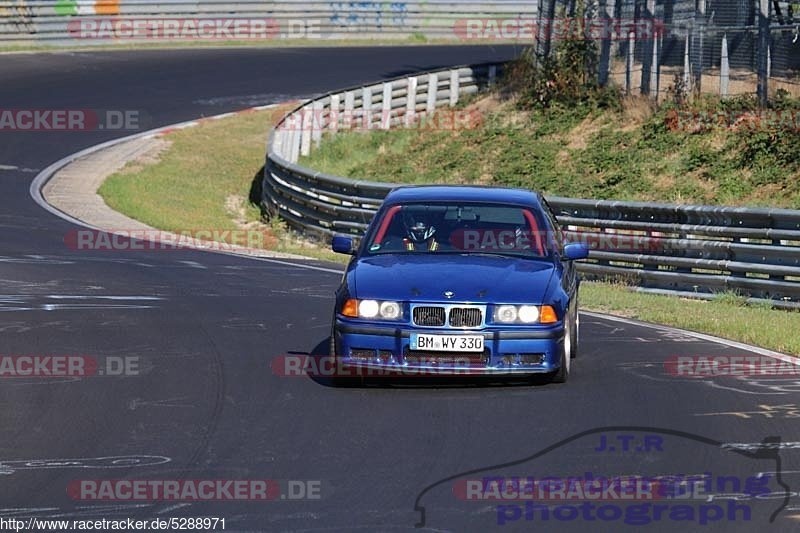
373,205,401,244
522,209,545,255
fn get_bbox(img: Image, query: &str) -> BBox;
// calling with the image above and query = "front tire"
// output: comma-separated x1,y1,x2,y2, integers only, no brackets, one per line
329,321,363,388
571,301,579,359
551,315,572,383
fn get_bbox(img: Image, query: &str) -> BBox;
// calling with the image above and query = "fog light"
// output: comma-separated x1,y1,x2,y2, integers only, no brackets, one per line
520,354,544,365
350,349,375,361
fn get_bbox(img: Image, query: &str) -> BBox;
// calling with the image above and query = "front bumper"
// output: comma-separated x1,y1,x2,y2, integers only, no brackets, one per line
333,318,566,375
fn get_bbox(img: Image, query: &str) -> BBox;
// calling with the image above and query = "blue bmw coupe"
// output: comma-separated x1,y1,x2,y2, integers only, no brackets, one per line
330,186,589,383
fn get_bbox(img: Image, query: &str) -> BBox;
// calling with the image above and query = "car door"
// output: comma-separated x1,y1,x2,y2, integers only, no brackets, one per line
541,199,578,303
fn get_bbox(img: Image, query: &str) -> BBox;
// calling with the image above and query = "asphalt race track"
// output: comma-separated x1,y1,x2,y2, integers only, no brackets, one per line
1,46,799,532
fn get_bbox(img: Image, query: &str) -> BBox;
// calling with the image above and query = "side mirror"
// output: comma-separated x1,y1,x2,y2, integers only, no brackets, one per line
563,243,589,261
332,235,355,255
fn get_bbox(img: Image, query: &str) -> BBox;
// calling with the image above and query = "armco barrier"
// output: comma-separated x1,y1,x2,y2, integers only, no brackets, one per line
263,61,800,309
0,1,538,44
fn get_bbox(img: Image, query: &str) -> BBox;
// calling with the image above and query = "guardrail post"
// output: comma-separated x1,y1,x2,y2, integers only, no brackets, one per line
757,0,770,106
649,35,660,99
449,70,460,106
626,32,635,95
405,76,417,127
598,0,612,86
381,83,393,130
289,116,301,163
720,34,729,97
641,0,656,96
276,128,287,159
300,105,312,157
488,65,497,87
344,91,355,130
767,45,772,81
683,32,691,94
692,0,707,95
426,73,438,114
361,86,372,130
311,100,323,147
329,93,340,133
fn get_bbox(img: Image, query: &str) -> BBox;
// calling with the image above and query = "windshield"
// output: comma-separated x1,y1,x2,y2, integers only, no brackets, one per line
365,203,552,258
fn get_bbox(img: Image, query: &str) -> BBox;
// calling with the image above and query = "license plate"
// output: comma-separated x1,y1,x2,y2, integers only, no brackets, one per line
410,333,484,353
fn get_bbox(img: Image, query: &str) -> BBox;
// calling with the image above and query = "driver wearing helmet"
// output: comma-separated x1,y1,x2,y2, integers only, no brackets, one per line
402,211,440,252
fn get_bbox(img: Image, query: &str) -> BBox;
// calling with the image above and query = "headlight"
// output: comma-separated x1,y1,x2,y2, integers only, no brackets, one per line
494,305,558,324
379,301,401,319
342,299,403,320
518,305,540,323
495,305,518,323
358,300,380,318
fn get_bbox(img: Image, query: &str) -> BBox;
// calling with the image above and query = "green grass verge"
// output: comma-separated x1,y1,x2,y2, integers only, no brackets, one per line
580,282,800,355
98,104,343,262
300,93,800,209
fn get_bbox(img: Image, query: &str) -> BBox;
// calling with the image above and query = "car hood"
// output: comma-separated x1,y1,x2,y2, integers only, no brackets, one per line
349,254,557,304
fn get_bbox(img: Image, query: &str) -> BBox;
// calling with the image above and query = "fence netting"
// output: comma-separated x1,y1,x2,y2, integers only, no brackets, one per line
537,0,800,102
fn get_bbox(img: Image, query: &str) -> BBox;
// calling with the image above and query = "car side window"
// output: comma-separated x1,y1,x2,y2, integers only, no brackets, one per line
541,201,563,253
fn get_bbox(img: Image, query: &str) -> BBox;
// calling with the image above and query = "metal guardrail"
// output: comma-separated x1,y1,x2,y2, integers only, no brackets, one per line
0,1,538,43
263,61,800,309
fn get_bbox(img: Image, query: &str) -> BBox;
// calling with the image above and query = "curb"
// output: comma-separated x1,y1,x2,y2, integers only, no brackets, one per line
29,103,322,262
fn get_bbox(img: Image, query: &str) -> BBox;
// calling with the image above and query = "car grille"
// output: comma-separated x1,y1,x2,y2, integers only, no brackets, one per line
404,348,490,366
449,307,483,328
413,306,446,327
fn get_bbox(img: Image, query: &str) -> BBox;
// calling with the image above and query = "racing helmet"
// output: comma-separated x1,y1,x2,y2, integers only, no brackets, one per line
402,209,436,243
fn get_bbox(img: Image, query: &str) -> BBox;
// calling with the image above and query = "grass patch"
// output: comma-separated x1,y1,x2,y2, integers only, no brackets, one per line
580,282,800,355
300,92,800,208
98,104,344,263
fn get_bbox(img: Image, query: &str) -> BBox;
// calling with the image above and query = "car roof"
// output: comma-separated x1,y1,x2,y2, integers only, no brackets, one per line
383,185,543,207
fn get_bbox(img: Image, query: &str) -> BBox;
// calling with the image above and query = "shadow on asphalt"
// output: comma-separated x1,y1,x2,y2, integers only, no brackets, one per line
300,338,558,389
